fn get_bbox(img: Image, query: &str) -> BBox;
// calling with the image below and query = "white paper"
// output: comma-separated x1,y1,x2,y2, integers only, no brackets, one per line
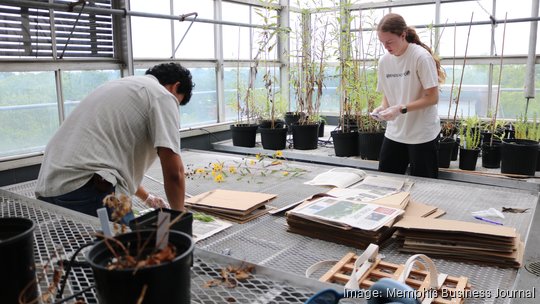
304,167,367,188
327,175,410,203
192,216,232,243
291,197,404,231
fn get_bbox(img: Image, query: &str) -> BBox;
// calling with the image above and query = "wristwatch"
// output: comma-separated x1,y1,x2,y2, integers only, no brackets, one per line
400,105,408,114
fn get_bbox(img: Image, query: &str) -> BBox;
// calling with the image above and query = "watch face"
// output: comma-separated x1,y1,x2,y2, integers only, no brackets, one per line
400,106,407,114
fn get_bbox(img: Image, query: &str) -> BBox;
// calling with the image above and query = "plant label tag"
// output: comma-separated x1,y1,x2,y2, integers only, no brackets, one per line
156,212,171,250
97,208,112,237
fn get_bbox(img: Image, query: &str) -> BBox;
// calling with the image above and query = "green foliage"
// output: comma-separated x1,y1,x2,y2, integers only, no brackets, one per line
514,114,528,140
459,116,481,149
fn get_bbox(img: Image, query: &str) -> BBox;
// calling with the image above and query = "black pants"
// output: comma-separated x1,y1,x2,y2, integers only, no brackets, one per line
378,136,439,178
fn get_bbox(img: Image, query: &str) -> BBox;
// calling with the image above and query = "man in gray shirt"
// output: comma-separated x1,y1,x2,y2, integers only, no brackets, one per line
35,63,194,223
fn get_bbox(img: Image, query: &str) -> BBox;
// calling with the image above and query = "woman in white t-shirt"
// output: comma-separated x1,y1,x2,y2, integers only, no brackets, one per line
372,13,446,178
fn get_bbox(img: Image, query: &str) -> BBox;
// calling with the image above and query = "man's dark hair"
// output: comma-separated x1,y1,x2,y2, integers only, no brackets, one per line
145,62,195,105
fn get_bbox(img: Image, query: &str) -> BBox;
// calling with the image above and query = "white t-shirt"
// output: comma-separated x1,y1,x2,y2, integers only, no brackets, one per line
35,75,181,197
377,43,440,144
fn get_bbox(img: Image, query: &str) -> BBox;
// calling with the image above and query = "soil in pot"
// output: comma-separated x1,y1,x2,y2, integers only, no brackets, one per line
87,230,194,304
0,217,37,304
230,124,258,148
331,130,359,157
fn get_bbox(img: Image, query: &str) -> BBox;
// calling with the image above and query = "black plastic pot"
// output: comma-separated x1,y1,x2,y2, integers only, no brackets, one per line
260,126,288,150
358,131,384,160
481,142,501,169
459,148,480,171
331,130,359,157
0,217,37,304
501,139,539,176
284,112,303,134
258,119,285,129
438,137,455,168
87,230,194,304
480,131,492,145
230,124,258,148
318,120,325,137
291,123,319,150
451,138,460,161
537,147,540,171
129,210,193,237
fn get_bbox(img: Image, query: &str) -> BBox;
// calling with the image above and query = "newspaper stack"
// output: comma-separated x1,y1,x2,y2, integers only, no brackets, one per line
286,192,410,249
394,217,524,268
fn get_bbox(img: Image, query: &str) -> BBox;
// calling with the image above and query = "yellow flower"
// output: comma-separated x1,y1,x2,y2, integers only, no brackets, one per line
214,174,224,183
228,166,237,174
282,171,289,176
255,153,263,160
250,160,256,165
275,150,283,158
212,163,223,171
211,170,217,177
195,168,206,174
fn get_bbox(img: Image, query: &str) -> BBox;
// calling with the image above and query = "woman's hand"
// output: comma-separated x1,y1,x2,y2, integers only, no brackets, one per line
379,105,402,121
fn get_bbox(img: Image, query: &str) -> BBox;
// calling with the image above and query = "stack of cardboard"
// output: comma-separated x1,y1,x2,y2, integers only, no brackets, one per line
286,192,412,249
185,189,276,223
394,217,524,268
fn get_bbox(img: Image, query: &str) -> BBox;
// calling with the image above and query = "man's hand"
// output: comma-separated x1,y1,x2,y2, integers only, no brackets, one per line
144,194,171,209
379,105,402,121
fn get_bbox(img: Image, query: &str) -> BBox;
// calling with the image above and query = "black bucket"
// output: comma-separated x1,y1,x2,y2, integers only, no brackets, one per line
501,139,539,176
0,217,37,304
438,137,455,168
258,119,285,129
458,148,480,171
481,142,501,169
536,147,540,171
451,138,460,161
358,131,384,160
230,124,258,148
129,210,193,237
291,123,319,150
260,126,288,150
87,230,194,304
331,130,359,157
318,120,325,137
284,112,303,134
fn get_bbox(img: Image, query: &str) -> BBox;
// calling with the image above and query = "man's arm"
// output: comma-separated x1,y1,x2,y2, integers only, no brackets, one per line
157,147,186,210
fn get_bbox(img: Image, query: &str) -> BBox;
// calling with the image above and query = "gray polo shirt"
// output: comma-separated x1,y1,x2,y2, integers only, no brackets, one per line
35,74,180,197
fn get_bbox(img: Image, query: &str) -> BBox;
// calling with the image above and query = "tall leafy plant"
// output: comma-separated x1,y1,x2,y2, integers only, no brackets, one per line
290,0,330,125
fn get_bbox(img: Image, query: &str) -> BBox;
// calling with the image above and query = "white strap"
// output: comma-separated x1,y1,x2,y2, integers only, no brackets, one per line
344,244,379,290
305,260,339,279
398,254,440,304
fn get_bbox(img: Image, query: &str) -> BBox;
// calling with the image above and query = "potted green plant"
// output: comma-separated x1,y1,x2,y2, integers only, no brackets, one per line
500,114,539,176
254,1,289,150
289,2,329,150
230,65,259,147
329,0,359,157
458,116,481,170
350,11,384,160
